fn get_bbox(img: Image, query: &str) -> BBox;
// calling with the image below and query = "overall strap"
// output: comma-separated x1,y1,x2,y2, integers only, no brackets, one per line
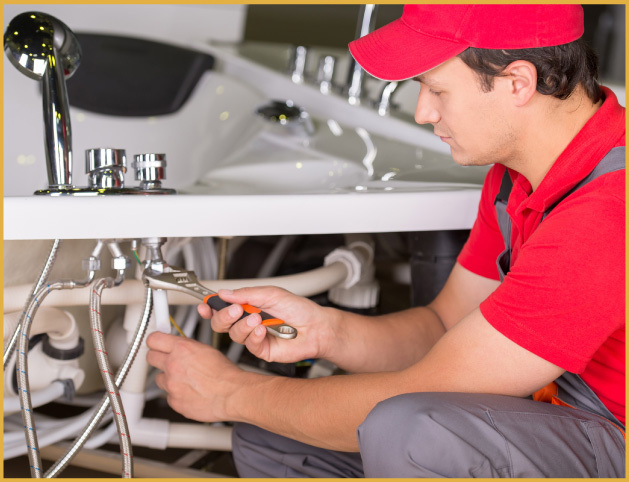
493,146,625,282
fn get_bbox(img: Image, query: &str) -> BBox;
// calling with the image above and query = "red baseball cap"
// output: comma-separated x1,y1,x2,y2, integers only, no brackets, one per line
349,4,584,81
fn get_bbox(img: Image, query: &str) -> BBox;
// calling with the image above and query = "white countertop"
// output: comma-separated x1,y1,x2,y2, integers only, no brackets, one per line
4,188,481,240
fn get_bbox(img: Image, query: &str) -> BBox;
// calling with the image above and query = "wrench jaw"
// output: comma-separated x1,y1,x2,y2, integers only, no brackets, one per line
142,267,214,301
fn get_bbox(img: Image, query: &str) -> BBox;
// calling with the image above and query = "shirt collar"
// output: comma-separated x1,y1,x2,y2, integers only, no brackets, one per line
510,86,625,214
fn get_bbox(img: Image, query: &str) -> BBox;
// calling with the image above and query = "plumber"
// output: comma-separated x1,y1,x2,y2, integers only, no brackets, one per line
147,4,625,477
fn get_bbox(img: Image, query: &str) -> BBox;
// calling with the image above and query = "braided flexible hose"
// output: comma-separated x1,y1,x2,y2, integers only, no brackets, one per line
44,287,153,478
4,239,61,369
89,278,133,477
16,281,73,477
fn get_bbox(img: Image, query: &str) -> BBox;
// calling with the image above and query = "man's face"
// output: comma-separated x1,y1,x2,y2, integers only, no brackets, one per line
414,57,517,167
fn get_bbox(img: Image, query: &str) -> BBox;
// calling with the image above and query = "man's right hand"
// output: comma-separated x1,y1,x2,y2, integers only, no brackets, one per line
198,286,339,364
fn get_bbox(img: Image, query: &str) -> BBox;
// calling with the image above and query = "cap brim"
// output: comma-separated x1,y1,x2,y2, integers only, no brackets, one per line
349,18,469,81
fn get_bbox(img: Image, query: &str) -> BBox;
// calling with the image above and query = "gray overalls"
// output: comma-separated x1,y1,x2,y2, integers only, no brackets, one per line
231,149,626,478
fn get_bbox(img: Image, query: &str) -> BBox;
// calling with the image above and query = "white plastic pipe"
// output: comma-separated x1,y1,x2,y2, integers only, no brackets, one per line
4,380,65,414
3,407,112,459
3,262,349,312
167,423,232,452
117,314,234,452
4,307,78,347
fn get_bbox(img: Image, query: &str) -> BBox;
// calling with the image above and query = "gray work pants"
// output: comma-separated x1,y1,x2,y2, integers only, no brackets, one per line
232,392,625,477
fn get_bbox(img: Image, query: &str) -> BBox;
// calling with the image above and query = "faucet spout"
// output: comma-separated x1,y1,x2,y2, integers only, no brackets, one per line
346,4,378,106
4,11,81,190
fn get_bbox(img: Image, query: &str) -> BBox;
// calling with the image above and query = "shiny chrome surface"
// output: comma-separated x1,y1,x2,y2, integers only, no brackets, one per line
132,153,170,191
287,45,307,84
4,11,81,190
376,81,400,117
316,54,336,95
346,4,377,105
86,148,127,189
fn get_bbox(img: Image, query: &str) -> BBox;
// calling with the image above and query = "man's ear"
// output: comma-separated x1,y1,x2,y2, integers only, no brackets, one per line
502,60,537,106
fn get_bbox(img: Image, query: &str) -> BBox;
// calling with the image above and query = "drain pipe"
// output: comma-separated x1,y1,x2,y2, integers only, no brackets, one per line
325,235,380,310
4,262,350,311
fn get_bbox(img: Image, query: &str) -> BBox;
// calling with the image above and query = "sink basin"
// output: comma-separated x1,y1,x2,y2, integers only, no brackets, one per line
184,158,369,195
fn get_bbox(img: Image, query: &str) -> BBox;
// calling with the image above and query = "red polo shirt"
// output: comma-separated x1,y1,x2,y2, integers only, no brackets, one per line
458,87,625,424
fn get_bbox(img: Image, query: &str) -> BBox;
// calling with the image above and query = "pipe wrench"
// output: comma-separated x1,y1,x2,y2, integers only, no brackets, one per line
142,266,297,339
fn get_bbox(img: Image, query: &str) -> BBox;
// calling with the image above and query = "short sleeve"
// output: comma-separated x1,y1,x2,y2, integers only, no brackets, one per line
479,171,625,372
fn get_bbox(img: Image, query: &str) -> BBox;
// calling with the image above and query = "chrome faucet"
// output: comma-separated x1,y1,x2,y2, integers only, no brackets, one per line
4,11,176,196
376,81,400,116
4,11,81,191
346,4,378,106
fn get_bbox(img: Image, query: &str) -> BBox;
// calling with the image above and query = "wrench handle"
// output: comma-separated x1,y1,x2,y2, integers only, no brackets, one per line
203,293,285,327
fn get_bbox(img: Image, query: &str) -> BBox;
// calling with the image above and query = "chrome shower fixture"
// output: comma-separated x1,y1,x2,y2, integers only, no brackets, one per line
5,11,80,191
4,11,176,196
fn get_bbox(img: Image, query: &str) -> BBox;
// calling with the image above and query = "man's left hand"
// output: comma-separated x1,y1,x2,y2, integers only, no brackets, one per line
146,332,243,423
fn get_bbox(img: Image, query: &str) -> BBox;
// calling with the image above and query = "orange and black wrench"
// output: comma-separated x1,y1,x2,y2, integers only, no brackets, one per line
142,267,297,339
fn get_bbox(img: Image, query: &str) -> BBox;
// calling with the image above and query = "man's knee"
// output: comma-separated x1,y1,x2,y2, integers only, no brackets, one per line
357,392,511,477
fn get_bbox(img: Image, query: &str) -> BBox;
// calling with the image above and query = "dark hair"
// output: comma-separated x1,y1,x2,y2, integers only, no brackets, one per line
458,38,602,103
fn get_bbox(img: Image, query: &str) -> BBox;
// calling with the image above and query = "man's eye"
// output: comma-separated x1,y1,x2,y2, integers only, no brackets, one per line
430,89,442,96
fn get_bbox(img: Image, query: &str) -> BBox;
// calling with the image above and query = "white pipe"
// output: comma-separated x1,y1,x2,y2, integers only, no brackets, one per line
5,342,85,395
4,419,117,457
4,307,78,348
3,262,349,312
116,313,234,452
84,422,118,449
3,407,112,459
167,423,232,452
3,380,65,414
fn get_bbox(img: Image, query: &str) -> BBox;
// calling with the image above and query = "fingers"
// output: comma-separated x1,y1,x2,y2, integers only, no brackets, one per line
230,312,267,344
146,349,168,371
197,303,212,319
146,331,178,352
196,286,288,345
243,324,270,359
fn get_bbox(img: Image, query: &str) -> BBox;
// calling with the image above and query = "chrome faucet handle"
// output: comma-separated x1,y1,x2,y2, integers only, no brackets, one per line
86,148,127,189
316,55,337,95
287,45,308,84
133,153,167,190
376,81,400,116
4,11,82,190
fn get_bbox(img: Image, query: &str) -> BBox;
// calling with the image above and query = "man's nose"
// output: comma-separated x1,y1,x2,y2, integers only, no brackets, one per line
414,88,440,125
